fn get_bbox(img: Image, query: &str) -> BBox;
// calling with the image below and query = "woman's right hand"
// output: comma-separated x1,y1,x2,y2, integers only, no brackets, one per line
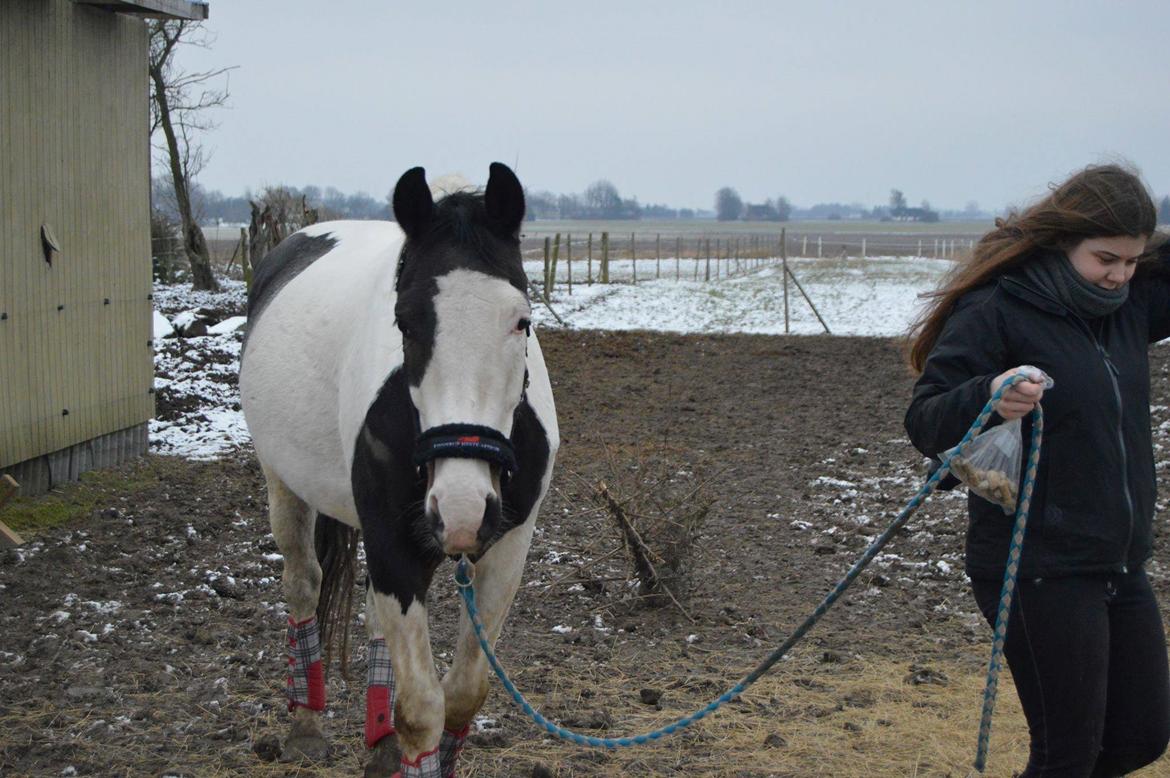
990,368,1047,420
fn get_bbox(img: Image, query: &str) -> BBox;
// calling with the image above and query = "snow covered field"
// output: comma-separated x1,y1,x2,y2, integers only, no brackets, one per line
150,256,950,459
529,255,950,335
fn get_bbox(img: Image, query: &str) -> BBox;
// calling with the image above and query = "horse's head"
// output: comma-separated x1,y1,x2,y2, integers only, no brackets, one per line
392,163,531,557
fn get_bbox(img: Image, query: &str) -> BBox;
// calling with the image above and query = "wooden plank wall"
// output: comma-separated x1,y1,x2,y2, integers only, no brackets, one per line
0,0,153,470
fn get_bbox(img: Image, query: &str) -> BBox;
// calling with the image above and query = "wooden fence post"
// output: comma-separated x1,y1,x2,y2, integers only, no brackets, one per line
0,474,25,548
240,227,253,291
601,232,609,284
675,236,681,281
566,232,572,296
655,233,661,279
817,235,823,258
543,237,551,303
704,238,711,282
551,233,561,292
587,232,593,284
630,232,637,284
802,235,808,257
782,228,789,334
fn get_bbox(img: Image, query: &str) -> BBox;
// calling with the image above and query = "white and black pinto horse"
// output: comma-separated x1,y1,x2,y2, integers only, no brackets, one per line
240,163,558,777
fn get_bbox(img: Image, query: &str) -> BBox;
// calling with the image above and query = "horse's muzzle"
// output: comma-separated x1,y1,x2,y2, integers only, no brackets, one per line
429,493,502,556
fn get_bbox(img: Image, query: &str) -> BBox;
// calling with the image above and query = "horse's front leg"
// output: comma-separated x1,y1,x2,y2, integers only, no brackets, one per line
441,522,536,777
369,584,444,778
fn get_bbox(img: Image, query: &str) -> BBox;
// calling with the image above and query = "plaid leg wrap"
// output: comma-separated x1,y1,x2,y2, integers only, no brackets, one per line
365,637,397,748
439,724,469,778
397,746,441,778
286,616,326,712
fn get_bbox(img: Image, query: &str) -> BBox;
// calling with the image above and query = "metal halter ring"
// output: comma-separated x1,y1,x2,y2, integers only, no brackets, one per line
455,555,477,589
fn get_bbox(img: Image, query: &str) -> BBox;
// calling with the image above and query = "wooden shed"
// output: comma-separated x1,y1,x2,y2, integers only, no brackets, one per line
0,0,209,495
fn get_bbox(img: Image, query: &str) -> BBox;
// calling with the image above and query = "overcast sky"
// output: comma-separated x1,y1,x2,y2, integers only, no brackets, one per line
176,1,1170,212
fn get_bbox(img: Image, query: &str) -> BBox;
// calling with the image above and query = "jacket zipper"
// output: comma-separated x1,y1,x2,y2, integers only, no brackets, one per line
1000,277,1135,571
1097,344,1134,573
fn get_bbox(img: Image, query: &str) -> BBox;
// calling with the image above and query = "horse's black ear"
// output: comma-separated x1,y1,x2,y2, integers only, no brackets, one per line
484,162,525,238
393,166,433,239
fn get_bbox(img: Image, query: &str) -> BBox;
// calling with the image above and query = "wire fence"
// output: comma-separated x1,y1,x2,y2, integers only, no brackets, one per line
521,229,976,264
520,229,974,295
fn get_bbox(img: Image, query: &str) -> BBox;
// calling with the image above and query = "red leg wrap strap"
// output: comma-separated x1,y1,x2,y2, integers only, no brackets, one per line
397,745,441,778
286,616,326,712
365,636,397,747
439,724,470,778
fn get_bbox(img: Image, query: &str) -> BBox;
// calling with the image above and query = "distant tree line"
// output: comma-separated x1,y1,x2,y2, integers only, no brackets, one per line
153,176,391,225
155,174,1040,227
714,187,793,222
714,186,952,222
524,179,708,220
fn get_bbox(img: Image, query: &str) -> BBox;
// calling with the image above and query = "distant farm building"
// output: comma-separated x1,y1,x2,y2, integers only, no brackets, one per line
0,0,209,495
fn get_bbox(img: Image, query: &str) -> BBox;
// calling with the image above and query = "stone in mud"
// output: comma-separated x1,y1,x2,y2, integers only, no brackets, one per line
904,666,949,686
560,709,612,730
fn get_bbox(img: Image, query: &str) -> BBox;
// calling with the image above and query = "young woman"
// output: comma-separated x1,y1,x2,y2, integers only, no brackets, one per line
905,164,1170,777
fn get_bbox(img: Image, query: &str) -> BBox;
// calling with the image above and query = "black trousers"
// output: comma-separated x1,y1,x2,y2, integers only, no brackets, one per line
971,570,1170,777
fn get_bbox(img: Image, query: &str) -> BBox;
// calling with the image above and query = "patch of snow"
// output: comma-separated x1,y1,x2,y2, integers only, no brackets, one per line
172,310,200,330
813,477,856,488
473,716,499,732
153,310,175,339
208,316,247,335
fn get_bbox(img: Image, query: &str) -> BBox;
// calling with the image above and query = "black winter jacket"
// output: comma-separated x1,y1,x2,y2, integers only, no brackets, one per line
905,254,1170,579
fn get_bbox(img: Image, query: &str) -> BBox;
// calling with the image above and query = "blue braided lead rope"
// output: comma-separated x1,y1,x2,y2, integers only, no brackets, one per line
973,403,1043,773
455,375,1041,753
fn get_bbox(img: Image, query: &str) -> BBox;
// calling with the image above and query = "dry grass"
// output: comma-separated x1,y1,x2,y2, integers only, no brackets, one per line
457,647,1036,777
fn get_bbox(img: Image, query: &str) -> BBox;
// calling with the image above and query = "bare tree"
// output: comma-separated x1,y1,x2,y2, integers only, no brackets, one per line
715,187,743,221
148,21,233,291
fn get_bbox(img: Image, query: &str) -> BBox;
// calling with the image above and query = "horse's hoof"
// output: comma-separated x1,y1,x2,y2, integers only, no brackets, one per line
280,715,331,764
363,735,402,777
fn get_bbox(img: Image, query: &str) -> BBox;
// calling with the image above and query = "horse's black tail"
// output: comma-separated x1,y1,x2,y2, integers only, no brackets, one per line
314,514,360,679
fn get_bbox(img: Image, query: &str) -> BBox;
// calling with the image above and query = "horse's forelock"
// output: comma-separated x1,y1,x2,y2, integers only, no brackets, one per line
396,191,525,293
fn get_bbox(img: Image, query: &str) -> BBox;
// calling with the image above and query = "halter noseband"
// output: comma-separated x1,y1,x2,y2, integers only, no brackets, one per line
412,422,518,476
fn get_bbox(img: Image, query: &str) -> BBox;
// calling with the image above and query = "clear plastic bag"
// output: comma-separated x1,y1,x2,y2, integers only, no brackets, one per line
942,365,1053,515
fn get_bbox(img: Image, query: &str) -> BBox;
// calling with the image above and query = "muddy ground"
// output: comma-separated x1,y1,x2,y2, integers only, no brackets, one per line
4,331,1170,777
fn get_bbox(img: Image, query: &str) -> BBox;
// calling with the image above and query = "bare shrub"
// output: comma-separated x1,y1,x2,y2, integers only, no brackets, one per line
592,444,716,614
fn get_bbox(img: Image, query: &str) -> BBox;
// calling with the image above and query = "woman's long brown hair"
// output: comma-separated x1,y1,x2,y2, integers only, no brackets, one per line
907,164,1157,373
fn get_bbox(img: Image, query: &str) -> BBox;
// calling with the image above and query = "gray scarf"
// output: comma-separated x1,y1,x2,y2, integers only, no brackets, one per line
1021,250,1129,319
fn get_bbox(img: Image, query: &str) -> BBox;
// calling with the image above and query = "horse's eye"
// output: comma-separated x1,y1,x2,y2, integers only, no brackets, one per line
395,318,413,339
516,318,531,334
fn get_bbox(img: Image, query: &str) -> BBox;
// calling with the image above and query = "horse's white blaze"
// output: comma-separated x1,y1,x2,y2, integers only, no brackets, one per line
413,269,530,554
